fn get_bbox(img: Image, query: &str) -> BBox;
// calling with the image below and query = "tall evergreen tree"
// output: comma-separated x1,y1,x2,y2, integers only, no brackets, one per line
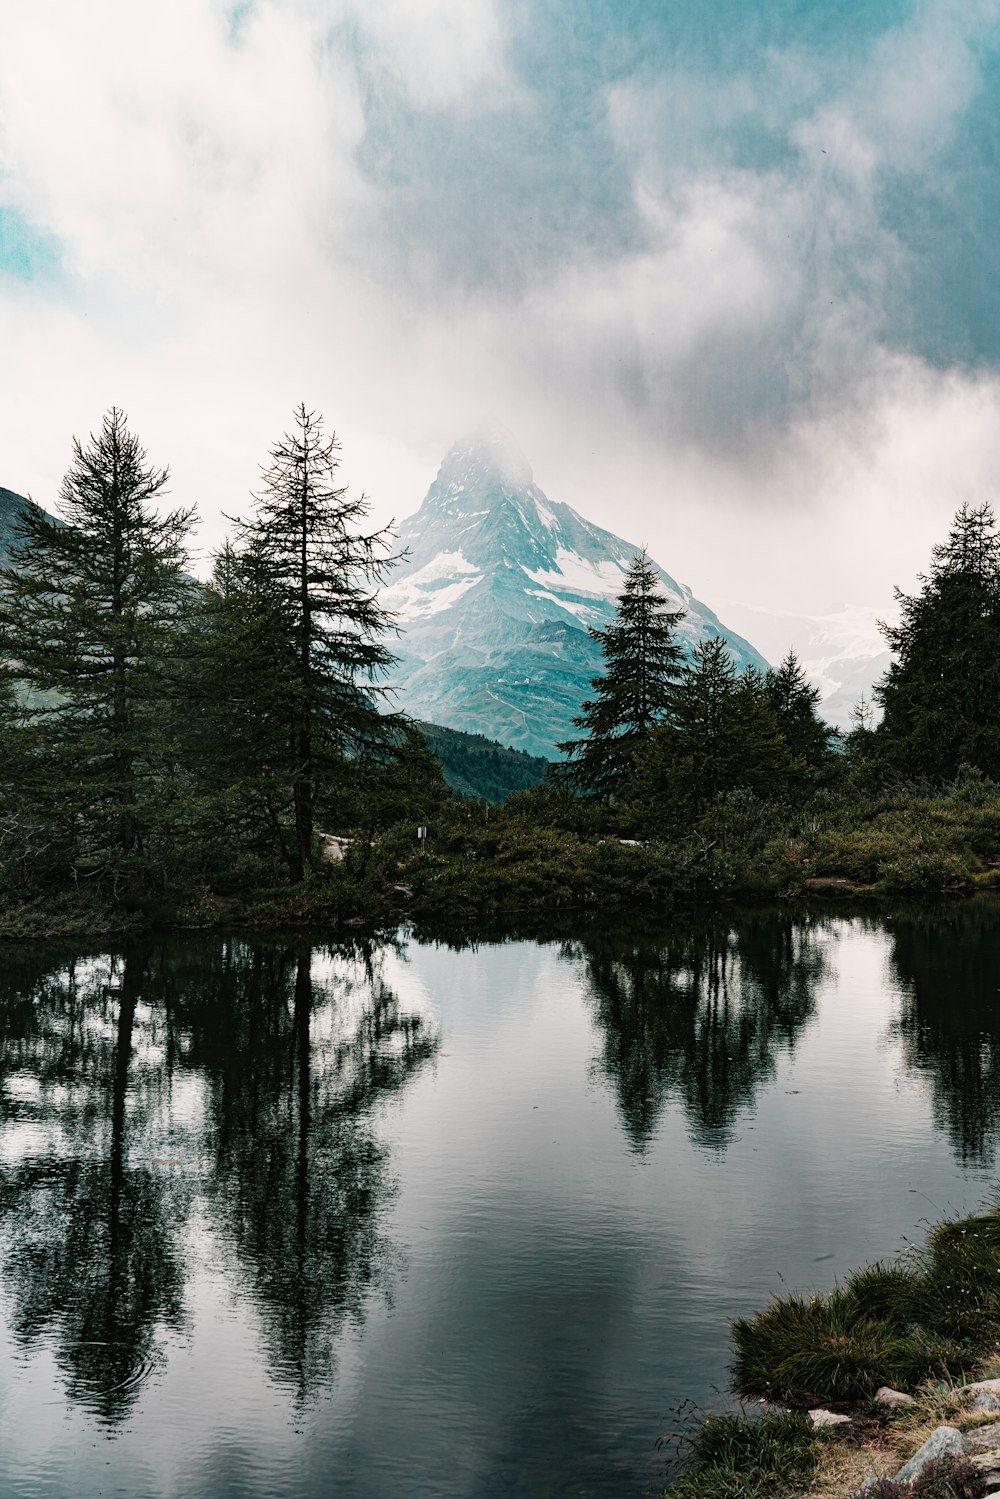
875,503,1000,781
764,650,837,779
558,550,685,796
0,409,192,886
635,640,795,821
227,404,400,881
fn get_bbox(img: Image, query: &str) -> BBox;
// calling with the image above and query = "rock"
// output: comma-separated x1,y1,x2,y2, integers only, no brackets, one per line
875,1386,917,1410
962,1377,1000,1397
966,1451,1000,1476
971,1391,1000,1415
893,1426,967,1485
966,1421,1000,1451
809,1408,851,1427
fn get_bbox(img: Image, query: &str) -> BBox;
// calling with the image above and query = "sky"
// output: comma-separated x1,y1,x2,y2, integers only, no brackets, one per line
2,0,1000,620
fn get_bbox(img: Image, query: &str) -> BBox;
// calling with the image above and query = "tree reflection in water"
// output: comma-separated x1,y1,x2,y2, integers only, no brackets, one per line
0,945,188,1423
566,909,828,1150
886,902,1000,1168
164,937,439,1406
0,936,438,1423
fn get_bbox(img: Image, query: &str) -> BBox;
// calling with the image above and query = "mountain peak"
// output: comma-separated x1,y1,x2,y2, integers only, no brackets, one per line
433,424,534,501
384,434,770,757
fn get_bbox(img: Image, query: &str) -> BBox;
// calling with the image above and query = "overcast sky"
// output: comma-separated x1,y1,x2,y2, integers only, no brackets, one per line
2,0,1000,616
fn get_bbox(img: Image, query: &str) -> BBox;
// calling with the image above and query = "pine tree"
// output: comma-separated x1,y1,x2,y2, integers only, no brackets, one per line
764,650,837,781
635,639,795,821
875,503,1000,781
227,404,400,881
0,409,193,886
558,550,685,797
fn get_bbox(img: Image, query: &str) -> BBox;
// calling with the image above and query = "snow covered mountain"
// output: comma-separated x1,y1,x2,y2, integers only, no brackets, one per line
382,430,769,759
713,599,894,730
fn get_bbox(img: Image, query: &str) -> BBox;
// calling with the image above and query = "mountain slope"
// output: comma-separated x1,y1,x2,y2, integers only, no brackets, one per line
418,721,549,802
0,486,43,554
383,431,769,758
713,599,893,729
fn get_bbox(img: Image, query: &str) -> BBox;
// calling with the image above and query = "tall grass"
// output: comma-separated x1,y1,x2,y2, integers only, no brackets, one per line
732,1199,1000,1404
665,1412,819,1499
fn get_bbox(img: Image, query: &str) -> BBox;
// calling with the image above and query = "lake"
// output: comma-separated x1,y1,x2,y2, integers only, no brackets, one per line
1,903,1000,1498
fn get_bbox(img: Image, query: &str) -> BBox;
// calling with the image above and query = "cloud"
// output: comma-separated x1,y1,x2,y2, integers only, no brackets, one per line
1,0,1000,628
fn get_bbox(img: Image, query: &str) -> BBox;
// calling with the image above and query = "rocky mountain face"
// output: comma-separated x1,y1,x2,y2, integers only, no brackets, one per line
382,432,769,759
0,486,37,554
714,599,892,730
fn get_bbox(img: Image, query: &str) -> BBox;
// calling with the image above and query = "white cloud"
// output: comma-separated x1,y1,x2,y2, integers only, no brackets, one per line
1,0,1000,649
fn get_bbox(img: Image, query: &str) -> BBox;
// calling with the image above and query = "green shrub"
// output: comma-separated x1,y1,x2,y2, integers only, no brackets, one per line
731,1287,971,1404
664,1412,818,1499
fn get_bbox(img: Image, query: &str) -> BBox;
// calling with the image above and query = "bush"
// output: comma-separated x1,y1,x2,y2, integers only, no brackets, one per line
665,1412,818,1499
731,1289,969,1404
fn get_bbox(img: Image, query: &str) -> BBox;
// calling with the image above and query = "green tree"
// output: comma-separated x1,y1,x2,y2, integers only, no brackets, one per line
764,650,838,783
557,550,685,797
876,503,1000,781
227,404,400,881
635,640,795,822
0,408,193,888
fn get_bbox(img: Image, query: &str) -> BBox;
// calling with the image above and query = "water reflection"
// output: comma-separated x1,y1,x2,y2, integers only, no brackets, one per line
886,903,1000,1167
0,936,439,1423
0,946,188,1423
566,910,828,1150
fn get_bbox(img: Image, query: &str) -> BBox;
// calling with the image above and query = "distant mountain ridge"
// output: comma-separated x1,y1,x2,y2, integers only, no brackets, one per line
383,430,769,758
0,486,43,554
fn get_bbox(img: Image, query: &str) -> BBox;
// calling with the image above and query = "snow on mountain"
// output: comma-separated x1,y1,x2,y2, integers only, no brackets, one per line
714,599,896,729
383,429,769,759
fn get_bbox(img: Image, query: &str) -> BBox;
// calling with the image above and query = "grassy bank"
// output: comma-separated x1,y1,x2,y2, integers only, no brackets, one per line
5,774,1000,937
666,1196,1000,1498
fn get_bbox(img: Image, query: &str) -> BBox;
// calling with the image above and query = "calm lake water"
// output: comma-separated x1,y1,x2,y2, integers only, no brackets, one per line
2,904,1000,1498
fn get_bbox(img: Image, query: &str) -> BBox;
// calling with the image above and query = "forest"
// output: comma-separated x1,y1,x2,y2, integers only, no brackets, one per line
2,404,1000,936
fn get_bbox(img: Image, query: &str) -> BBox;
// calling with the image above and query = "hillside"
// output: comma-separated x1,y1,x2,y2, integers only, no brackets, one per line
419,721,549,802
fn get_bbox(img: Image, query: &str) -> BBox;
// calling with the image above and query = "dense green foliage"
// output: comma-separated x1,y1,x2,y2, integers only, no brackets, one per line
0,409,193,891
221,404,402,881
558,550,685,796
876,504,1000,781
2,415,1000,932
416,721,549,802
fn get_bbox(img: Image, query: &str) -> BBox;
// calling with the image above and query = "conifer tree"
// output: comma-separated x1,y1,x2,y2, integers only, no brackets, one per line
635,639,795,821
558,550,685,797
764,650,837,780
0,409,192,886
228,404,400,880
875,503,1000,781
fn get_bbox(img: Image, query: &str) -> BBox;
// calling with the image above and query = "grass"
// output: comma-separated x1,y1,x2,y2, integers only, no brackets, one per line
732,1201,1000,1407
665,1198,1000,1497
664,1412,820,1499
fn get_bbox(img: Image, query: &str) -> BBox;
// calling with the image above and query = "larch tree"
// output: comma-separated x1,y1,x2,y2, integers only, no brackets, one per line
227,404,400,881
635,640,795,822
557,550,685,797
0,408,193,887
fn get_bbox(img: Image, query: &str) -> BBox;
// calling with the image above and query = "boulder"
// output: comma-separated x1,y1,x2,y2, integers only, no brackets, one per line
967,1422,1000,1451
971,1392,1000,1415
966,1451,1000,1477
809,1409,851,1428
893,1426,967,1485
874,1387,917,1411
962,1377,1000,1397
